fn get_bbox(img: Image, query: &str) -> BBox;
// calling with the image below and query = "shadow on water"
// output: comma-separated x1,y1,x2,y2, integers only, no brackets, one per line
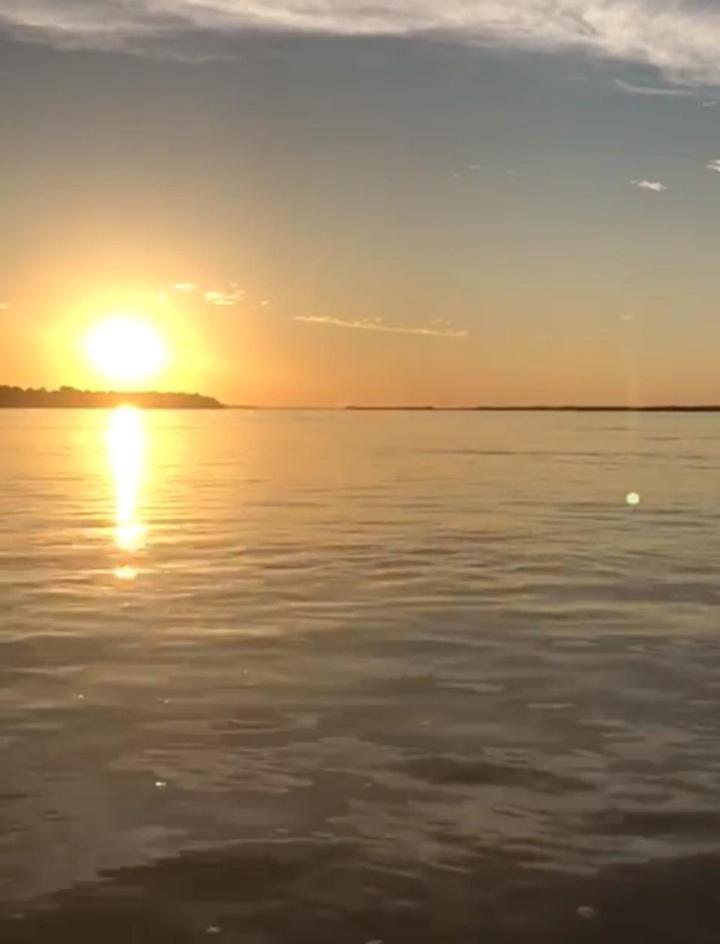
4,840,720,943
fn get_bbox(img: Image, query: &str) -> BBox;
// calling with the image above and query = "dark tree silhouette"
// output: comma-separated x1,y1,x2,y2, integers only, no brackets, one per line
0,386,224,409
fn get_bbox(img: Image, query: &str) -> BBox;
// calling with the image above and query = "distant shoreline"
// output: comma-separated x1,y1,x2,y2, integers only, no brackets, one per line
228,405,720,412
2,387,720,412
341,405,720,413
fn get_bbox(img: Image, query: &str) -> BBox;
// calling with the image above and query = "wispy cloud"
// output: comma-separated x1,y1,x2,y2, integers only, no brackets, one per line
168,280,249,306
205,288,245,306
706,158,720,173
614,78,696,97
631,179,668,192
0,302,10,311
5,2,720,85
294,314,468,338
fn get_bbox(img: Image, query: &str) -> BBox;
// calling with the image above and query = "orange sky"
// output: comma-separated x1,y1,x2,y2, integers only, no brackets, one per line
3,24,720,406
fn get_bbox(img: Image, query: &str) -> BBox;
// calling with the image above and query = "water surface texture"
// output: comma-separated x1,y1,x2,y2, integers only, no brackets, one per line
2,409,720,942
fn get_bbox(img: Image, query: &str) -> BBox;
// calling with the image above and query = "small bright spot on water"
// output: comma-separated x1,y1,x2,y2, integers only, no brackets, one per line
114,565,138,581
154,780,167,789
625,491,640,506
576,906,598,920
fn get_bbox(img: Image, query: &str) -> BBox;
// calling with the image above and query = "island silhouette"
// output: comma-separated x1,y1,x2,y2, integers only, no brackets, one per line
0,386,224,409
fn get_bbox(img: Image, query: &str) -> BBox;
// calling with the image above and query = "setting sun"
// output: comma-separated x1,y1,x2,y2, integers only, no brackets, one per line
84,316,169,387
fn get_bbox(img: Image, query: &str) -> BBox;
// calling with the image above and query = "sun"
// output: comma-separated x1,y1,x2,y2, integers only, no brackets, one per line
85,316,169,387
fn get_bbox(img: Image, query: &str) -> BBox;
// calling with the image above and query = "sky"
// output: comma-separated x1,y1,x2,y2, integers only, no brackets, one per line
2,0,720,406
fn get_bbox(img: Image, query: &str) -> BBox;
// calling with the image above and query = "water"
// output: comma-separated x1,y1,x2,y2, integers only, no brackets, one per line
2,408,720,942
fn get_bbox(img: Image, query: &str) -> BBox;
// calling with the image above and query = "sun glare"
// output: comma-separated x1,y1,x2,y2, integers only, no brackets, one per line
107,404,146,569
85,316,169,387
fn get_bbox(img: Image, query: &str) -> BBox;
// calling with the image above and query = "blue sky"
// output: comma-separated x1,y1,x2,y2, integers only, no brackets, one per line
2,1,720,404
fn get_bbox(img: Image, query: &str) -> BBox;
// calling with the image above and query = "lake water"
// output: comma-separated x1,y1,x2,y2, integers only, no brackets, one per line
2,408,720,943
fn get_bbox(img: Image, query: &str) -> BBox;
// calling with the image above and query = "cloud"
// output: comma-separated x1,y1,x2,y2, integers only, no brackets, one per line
205,288,245,306
0,302,10,310
706,158,720,172
614,78,696,97
168,281,248,305
631,179,668,192
4,2,720,85
702,100,719,107
294,314,467,337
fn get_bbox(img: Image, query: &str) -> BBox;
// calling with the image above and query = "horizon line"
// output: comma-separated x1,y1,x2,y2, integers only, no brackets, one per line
5,386,720,412
226,404,720,413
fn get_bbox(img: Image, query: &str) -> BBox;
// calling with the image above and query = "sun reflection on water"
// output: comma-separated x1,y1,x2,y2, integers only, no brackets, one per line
107,405,147,579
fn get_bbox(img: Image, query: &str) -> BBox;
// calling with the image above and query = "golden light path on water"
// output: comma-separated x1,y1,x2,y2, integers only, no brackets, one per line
106,405,147,581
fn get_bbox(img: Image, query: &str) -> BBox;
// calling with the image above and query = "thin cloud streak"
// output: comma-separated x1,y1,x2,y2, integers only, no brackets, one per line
614,78,696,97
706,158,720,173
294,315,468,338
5,2,720,85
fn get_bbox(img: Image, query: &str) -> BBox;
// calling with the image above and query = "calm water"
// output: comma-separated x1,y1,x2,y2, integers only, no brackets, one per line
2,408,720,942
